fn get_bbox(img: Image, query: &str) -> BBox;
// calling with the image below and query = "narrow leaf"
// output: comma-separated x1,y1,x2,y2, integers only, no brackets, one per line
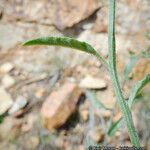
108,74,150,135
23,36,107,66
128,73,150,108
124,56,139,80
107,117,123,136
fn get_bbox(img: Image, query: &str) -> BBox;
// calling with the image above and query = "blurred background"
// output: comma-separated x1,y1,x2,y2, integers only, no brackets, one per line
0,0,150,149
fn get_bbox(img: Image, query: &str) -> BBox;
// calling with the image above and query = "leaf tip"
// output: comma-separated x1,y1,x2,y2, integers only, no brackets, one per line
22,41,30,46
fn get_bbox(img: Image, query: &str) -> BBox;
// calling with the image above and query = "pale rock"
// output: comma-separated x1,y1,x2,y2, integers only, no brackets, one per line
21,114,37,132
79,75,107,89
80,109,89,122
78,30,134,57
26,136,40,149
0,87,13,115
35,88,45,99
0,117,21,139
5,0,101,30
89,127,104,142
41,82,82,131
50,0,101,30
78,31,108,57
92,7,108,33
0,23,25,50
0,63,14,73
94,108,111,119
82,23,93,30
8,96,27,115
96,87,116,109
132,58,150,81
2,75,15,88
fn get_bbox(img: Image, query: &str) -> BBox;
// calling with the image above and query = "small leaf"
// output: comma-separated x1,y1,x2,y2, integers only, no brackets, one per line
128,73,150,108
23,36,107,66
107,117,123,136
124,56,139,80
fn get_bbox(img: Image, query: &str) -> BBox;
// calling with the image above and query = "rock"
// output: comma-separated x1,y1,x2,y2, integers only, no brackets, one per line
41,82,82,131
5,0,101,30
80,110,89,122
0,87,13,115
101,110,111,118
89,127,104,143
147,139,150,150
78,30,135,57
35,88,45,99
79,75,107,89
21,114,37,132
0,23,25,50
96,87,115,109
0,62,14,74
8,96,27,115
92,7,108,33
26,136,40,150
51,0,101,30
0,117,14,139
78,31,108,57
132,58,150,81
1,75,15,88
82,23,93,30
0,116,22,139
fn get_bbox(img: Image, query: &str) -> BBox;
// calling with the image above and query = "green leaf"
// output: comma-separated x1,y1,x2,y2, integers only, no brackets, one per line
107,117,123,136
128,73,150,108
108,74,150,136
23,36,107,67
124,56,139,80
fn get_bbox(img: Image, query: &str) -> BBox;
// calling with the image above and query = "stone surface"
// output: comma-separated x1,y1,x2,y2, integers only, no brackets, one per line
4,0,101,30
0,23,25,50
51,0,101,30
89,127,104,142
79,75,107,89
26,136,40,149
0,62,14,74
21,114,37,132
132,58,150,81
1,75,15,88
80,109,89,122
96,87,115,109
92,7,108,33
41,82,82,131
78,31,108,57
8,96,27,115
92,0,150,35
0,87,13,115
0,116,22,139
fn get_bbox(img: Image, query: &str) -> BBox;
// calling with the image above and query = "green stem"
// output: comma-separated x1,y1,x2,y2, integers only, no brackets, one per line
108,0,140,147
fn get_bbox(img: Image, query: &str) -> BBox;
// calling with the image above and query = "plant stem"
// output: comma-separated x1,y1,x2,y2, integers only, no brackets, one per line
108,0,140,147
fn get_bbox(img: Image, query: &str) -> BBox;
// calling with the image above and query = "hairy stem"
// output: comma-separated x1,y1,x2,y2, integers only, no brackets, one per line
108,0,140,147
